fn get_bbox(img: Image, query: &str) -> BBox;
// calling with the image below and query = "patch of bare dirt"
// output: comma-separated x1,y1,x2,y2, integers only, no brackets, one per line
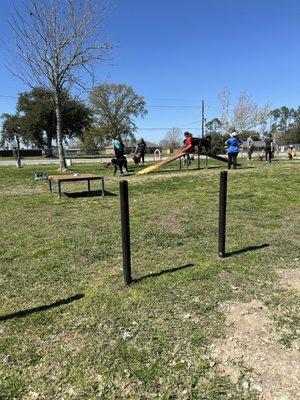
277,268,300,293
210,300,300,399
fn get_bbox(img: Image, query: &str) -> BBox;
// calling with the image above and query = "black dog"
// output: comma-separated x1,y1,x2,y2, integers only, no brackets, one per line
111,156,128,175
192,135,212,153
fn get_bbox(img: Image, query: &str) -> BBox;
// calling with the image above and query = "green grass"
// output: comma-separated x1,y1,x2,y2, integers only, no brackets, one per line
0,159,299,399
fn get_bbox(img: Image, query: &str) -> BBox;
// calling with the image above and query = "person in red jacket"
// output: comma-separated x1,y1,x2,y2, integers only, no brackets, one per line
183,131,194,165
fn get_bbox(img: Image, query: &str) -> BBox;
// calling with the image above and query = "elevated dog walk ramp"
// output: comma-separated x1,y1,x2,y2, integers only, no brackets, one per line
206,152,228,163
205,152,241,166
137,151,186,175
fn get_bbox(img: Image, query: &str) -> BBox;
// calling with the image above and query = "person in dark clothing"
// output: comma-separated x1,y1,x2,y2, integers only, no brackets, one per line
264,133,274,163
135,138,147,165
225,132,242,169
113,135,125,159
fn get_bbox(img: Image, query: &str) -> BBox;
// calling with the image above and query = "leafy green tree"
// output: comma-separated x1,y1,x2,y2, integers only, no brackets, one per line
17,88,92,156
209,132,227,154
269,106,300,144
89,84,147,139
80,126,111,150
275,125,300,145
205,118,222,134
0,113,24,167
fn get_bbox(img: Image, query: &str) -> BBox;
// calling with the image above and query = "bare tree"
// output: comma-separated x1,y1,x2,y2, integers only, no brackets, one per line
1,113,23,168
219,88,232,132
160,128,182,152
219,89,270,134
233,92,271,132
8,0,111,170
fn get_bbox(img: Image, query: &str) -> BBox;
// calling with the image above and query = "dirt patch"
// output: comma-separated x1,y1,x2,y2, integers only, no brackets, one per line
277,268,300,293
210,300,300,399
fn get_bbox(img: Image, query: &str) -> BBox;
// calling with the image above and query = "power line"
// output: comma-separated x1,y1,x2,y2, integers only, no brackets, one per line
147,104,199,109
136,127,201,131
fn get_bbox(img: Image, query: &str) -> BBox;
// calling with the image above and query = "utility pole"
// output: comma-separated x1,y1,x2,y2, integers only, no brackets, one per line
201,99,205,138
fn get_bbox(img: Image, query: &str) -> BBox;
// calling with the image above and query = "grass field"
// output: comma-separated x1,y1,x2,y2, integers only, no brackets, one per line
0,158,299,399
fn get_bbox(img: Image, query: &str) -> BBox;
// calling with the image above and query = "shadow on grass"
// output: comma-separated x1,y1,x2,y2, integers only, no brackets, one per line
204,165,224,169
0,293,84,322
64,190,117,198
152,168,201,174
225,243,269,257
134,263,195,283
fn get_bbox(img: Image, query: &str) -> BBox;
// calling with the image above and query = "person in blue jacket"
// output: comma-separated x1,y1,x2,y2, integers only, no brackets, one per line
226,132,242,169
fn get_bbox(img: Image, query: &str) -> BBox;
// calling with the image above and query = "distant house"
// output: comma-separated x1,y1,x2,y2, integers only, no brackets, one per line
105,139,161,155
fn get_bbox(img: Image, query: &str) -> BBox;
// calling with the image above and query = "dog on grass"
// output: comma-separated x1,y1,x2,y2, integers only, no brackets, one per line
131,153,141,165
111,156,128,175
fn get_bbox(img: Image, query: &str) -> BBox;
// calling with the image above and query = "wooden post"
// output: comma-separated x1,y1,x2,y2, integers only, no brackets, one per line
218,171,227,257
119,180,132,285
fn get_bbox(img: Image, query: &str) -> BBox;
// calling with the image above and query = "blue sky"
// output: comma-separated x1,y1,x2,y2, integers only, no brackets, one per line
0,0,299,143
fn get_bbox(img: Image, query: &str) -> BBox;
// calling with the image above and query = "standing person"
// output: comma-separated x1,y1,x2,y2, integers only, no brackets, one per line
264,133,274,163
225,132,242,169
247,134,254,161
113,135,125,159
183,131,194,165
135,138,147,165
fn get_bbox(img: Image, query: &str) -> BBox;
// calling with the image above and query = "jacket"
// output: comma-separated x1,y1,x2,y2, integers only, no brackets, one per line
226,137,242,154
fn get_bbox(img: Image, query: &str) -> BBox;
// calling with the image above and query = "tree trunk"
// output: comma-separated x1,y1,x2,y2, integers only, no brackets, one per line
16,135,21,168
46,135,53,157
54,91,67,171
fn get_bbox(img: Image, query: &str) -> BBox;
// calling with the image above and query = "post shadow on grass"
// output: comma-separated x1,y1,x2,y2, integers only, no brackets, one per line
64,189,117,198
133,263,195,283
0,293,84,322
225,243,270,257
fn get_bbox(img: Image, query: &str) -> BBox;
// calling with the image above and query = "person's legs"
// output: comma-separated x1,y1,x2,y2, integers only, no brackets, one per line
119,161,123,175
248,148,253,161
140,150,145,164
232,153,238,169
115,149,122,159
124,157,128,172
186,153,191,165
228,153,233,169
267,149,272,163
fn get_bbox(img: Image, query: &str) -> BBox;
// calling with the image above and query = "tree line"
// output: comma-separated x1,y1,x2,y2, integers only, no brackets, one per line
1,84,147,157
160,90,300,152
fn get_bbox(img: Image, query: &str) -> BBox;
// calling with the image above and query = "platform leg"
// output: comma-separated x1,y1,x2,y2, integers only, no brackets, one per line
101,177,105,196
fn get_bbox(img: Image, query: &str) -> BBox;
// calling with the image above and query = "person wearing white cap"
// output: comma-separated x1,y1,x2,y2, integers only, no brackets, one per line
225,132,242,169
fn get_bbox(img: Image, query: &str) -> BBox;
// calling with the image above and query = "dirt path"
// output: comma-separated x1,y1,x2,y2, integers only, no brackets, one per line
210,269,300,399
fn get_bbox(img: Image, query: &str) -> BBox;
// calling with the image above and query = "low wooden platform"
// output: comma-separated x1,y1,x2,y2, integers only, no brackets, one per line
48,174,105,199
